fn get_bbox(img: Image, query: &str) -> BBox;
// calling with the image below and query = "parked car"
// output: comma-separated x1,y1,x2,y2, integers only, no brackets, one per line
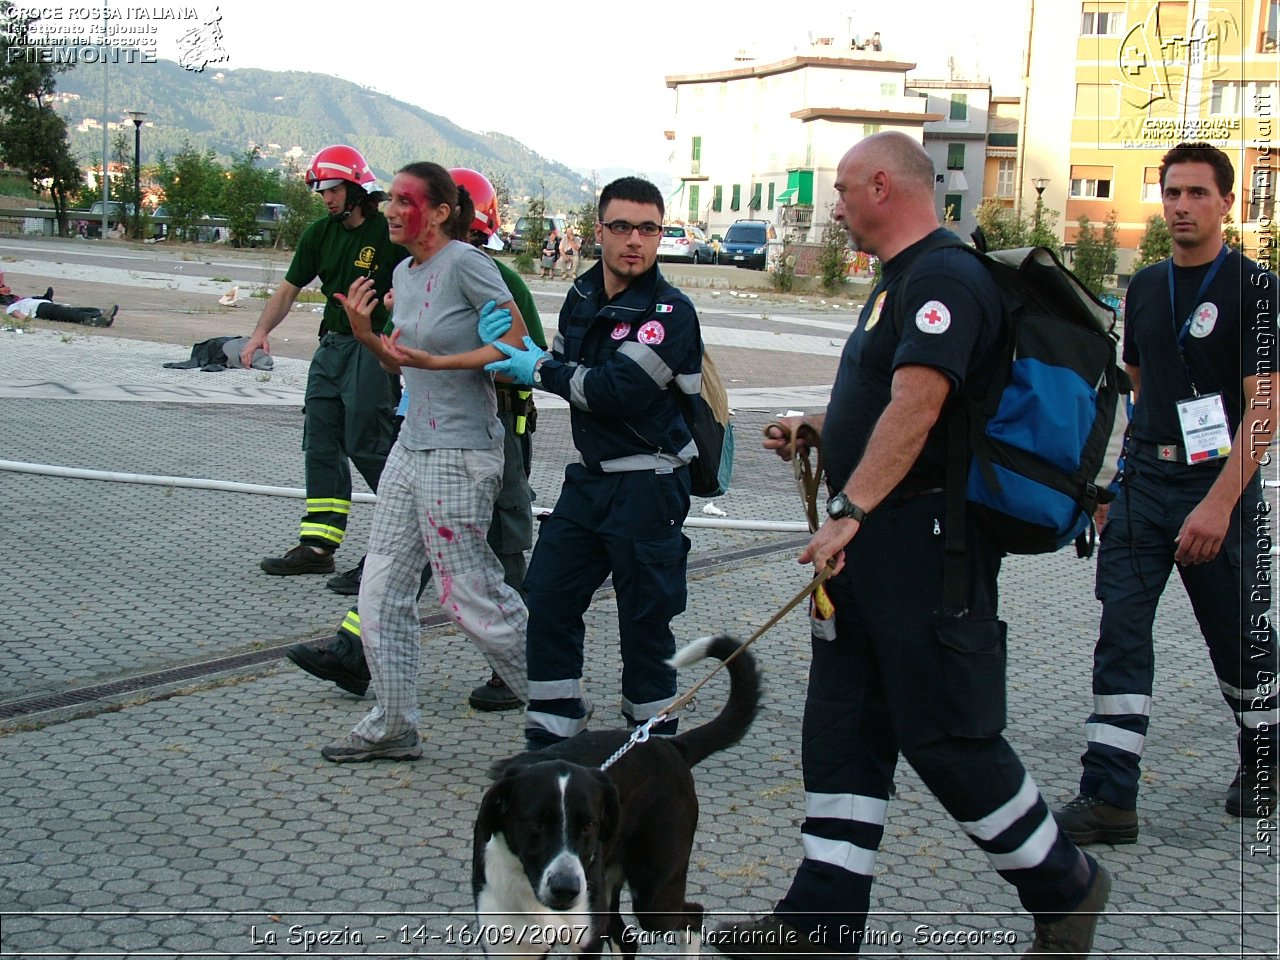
657,224,713,264
508,215,567,254
82,200,133,238
719,219,774,270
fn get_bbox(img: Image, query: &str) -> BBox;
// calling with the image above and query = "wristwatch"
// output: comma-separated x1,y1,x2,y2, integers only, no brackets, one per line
532,357,548,387
827,492,868,524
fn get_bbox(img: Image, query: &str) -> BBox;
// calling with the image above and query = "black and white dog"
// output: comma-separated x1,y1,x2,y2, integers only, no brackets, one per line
472,635,761,958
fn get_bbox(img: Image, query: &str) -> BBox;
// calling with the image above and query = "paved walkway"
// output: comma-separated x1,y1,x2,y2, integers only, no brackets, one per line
0,325,1276,958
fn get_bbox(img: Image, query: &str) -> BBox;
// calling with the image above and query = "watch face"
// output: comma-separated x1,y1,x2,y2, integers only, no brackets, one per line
828,494,848,518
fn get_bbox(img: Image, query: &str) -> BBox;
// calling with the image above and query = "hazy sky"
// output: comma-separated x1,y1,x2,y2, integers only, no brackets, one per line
52,0,1032,173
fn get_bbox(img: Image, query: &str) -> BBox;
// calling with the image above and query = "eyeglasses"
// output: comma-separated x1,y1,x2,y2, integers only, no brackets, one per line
600,219,663,237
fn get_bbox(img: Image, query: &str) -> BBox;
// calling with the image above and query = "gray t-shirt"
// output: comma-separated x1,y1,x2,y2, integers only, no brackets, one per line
393,240,509,451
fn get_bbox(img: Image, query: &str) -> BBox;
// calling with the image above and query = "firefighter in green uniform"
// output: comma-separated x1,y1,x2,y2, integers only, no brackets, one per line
242,144,408,578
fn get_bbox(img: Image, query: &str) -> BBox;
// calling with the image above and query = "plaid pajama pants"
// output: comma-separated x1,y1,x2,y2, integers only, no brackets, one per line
352,442,529,743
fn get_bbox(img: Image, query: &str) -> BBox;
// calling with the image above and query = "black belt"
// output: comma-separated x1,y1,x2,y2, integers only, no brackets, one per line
496,388,532,413
1130,440,1185,462
829,484,943,507
886,485,944,507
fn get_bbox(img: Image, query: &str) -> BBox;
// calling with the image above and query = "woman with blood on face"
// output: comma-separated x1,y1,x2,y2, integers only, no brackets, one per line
323,161,532,761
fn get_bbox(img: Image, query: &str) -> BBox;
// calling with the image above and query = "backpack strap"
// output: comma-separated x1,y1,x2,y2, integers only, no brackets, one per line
889,232,975,617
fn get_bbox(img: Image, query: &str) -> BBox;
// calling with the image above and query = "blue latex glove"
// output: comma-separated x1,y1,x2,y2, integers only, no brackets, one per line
477,300,512,345
485,336,547,386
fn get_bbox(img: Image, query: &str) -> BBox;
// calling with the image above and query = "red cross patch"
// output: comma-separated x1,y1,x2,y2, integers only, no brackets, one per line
638,320,666,345
610,322,632,340
914,300,951,334
1189,302,1218,338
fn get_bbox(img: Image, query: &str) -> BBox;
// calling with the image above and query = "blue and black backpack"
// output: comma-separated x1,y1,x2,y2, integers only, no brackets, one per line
897,231,1126,613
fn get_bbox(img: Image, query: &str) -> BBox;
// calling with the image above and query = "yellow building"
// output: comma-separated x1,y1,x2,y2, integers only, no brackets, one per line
1046,0,1277,269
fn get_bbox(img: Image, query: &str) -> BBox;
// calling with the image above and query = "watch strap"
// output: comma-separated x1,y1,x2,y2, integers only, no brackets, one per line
828,493,868,524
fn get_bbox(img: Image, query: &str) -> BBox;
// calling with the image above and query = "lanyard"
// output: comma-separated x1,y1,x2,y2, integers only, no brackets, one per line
1166,244,1227,396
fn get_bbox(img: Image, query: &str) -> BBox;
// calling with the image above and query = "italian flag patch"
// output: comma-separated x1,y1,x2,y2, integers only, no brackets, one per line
655,303,674,313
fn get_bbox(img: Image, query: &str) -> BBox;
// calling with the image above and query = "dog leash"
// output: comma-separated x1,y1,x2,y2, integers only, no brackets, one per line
763,419,825,533
599,563,834,771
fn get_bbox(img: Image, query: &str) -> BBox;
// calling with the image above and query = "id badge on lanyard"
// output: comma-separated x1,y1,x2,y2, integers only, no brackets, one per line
1176,393,1231,463
1168,246,1230,464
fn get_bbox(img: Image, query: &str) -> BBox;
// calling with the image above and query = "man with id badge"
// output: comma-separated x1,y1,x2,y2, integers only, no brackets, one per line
1055,143,1278,845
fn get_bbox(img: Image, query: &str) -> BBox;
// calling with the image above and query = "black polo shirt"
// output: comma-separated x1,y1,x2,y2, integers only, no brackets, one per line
821,230,1002,492
1122,248,1275,445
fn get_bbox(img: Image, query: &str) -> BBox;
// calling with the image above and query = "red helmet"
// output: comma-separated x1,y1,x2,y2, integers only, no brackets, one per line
449,167,501,247
306,145,380,195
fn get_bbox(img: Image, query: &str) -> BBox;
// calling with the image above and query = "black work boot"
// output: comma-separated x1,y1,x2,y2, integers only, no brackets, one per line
468,672,521,712
261,543,335,576
286,633,370,696
1226,765,1278,817
326,556,365,595
1053,793,1138,845
1026,863,1111,956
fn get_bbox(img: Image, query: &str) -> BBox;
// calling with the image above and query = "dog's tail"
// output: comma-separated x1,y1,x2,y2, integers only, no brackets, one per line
668,635,761,768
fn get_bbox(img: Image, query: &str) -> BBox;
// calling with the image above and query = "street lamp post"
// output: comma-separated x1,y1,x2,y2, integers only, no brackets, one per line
127,110,146,240
1031,177,1049,236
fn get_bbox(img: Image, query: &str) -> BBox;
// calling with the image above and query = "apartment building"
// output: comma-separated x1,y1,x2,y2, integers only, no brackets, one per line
1028,0,1277,269
907,81,1022,239
664,40,941,243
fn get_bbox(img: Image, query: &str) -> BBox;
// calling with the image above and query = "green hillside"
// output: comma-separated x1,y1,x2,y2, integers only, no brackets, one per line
54,60,601,212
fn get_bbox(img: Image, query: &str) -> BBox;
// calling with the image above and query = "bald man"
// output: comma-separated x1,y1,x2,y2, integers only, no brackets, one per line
711,133,1109,957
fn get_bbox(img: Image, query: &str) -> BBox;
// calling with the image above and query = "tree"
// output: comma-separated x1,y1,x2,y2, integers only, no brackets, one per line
110,129,148,239
1100,209,1119,279
973,195,1063,257
223,148,270,247
1133,214,1171,270
515,194,547,274
1027,199,1063,256
0,2,84,236
276,156,321,250
572,200,596,257
1223,212,1243,252
154,141,222,241
1071,212,1118,297
768,238,797,293
490,172,513,232
974,197,1029,251
815,206,850,292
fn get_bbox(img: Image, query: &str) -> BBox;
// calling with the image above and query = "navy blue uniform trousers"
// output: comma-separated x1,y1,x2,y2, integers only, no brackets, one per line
777,494,1093,950
1081,452,1277,808
524,463,691,747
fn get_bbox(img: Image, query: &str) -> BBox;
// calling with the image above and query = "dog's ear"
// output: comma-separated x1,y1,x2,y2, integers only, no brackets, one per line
475,776,511,845
487,753,518,780
473,776,512,897
591,770,621,846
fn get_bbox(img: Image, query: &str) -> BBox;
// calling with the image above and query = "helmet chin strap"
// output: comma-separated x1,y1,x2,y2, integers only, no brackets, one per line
329,183,362,221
